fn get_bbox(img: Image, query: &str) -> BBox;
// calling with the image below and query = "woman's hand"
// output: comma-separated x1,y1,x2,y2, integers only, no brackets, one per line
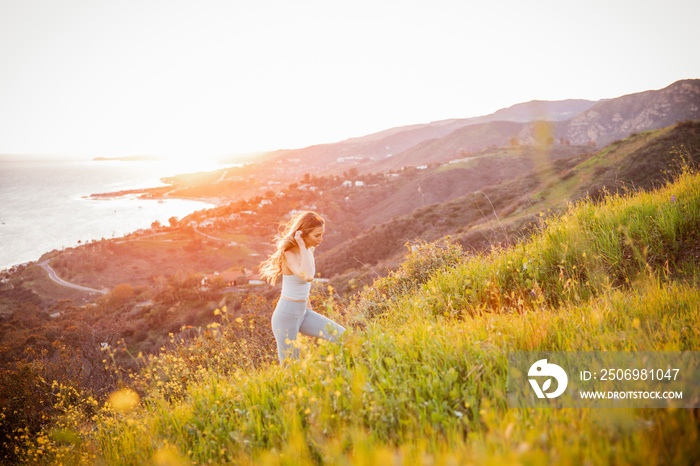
294,230,307,249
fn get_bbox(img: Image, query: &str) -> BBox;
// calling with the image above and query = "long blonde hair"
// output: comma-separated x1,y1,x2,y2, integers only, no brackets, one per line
259,211,325,285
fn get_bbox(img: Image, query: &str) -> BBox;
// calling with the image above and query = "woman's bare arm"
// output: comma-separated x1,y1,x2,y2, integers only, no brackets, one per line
283,231,315,282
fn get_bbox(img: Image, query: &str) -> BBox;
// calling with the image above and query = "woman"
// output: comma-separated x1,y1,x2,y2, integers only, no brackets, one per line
259,211,345,363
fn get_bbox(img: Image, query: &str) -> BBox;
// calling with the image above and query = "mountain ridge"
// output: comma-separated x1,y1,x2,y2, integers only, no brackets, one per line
254,79,698,181
560,78,700,146
372,79,700,172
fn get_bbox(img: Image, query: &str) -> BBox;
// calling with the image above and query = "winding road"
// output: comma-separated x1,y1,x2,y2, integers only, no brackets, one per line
37,228,235,295
39,261,107,295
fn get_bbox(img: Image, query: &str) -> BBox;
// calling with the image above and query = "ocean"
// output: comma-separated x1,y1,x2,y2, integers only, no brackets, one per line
0,158,226,270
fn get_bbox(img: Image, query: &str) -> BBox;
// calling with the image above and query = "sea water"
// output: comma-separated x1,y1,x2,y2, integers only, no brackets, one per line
0,158,225,269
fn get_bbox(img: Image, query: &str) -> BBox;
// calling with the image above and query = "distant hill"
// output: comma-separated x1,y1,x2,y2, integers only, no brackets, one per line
557,79,700,146
557,119,700,200
475,98,601,123
264,99,601,176
342,98,598,146
363,144,590,226
372,80,700,172
370,121,525,171
263,79,699,180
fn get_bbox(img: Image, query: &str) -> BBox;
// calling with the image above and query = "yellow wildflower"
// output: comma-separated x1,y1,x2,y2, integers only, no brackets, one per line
107,389,140,412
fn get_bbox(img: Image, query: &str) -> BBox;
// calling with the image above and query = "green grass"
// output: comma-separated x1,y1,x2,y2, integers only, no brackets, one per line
16,169,700,465
417,167,700,318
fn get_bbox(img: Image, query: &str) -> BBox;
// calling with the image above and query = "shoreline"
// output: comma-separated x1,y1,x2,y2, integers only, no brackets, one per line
2,193,217,272
86,186,170,200
88,186,228,207
2,161,234,271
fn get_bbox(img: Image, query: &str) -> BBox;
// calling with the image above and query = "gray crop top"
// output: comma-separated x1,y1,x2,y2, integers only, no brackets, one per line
281,273,311,300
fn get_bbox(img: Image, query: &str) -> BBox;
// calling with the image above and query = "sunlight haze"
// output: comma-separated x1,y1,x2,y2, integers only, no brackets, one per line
0,0,698,163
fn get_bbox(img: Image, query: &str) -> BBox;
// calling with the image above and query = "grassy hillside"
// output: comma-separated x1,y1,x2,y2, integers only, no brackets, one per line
14,160,700,464
361,145,589,227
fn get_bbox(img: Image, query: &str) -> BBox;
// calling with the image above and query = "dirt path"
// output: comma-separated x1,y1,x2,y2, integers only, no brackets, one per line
194,227,237,244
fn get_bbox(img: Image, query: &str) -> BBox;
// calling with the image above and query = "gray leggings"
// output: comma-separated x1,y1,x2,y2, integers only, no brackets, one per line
271,298,346,363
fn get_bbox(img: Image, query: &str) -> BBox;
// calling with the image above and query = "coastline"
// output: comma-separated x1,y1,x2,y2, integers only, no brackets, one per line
86,185,172,200
1,160,237,270
87,185,229,207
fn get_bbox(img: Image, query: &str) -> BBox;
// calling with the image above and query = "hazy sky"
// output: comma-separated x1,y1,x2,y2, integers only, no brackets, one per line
1,0,698,161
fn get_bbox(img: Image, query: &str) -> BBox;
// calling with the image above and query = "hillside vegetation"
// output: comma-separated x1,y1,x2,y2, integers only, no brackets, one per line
13,161,700,464
318,120,700,290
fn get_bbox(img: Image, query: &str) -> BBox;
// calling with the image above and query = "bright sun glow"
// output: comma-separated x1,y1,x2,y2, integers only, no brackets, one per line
162,154,240,174
0,0,698,160
163,156,222,174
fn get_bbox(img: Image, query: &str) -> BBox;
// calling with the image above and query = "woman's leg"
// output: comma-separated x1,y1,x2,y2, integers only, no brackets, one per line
298,308,346,342
270,299,306,363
